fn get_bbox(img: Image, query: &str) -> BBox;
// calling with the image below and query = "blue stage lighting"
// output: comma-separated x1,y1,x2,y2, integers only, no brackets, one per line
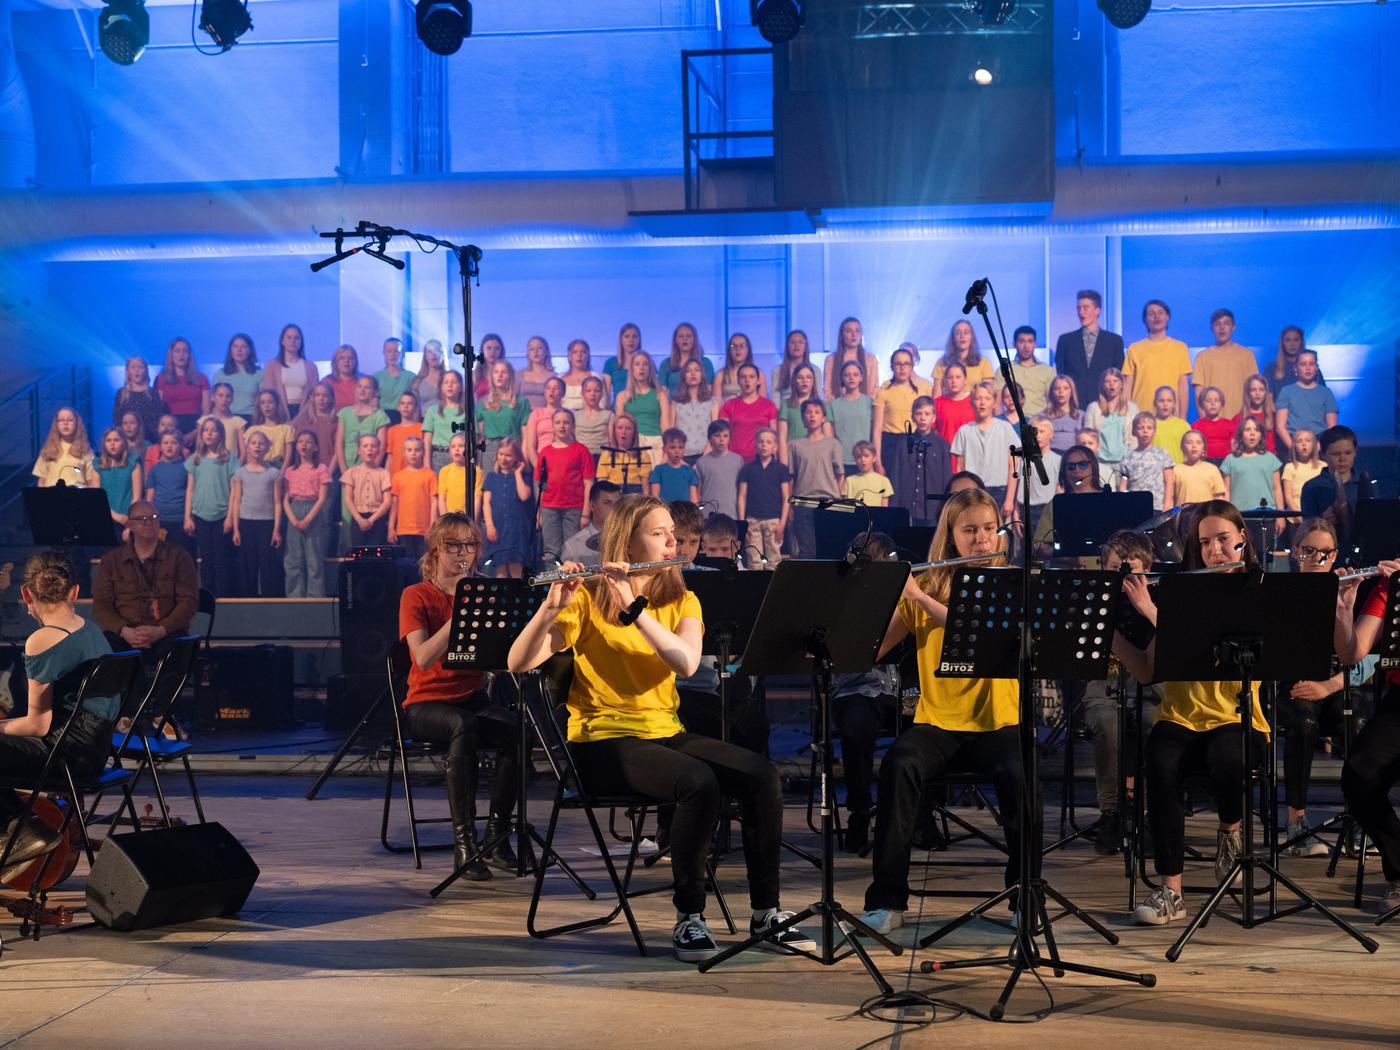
99,0,149,65
416,0,472,56
752,0,803,44
199,0,253,52
1098,0,1151,29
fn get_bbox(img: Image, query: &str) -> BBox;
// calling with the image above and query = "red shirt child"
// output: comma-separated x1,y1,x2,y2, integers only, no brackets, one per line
933,396,975,447
1195,416,1236,461
538,440,596,509
398,581,484,704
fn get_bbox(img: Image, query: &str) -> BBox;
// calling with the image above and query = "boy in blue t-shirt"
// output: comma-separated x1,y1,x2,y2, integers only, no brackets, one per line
736,427,790,565
146,432,196,555
649,428,700,503
1275,349,1338,456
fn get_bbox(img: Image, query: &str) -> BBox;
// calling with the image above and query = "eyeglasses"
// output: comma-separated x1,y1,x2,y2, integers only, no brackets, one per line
128,514,160,524
1297,545,1336,561
1064,460,1093,471
442,541,481,555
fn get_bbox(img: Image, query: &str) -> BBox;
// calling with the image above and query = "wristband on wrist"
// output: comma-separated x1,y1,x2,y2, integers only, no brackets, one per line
618,596,649,626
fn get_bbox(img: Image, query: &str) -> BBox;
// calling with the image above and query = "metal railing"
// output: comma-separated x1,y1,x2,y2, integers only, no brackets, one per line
681,47,775,211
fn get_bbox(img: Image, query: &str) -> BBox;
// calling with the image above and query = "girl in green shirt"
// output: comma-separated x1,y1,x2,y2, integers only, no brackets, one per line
475,361,530,475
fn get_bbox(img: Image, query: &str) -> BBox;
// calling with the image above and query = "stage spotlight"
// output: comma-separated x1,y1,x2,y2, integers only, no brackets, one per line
199,0,253,51
971,65,993,86
977,0,1018,25
751,0,804,44
98,0,149,65
416,0,472,55
1097,0,1151,29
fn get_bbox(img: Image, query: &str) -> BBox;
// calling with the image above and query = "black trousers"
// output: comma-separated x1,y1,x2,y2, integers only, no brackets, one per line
0,710,111,823
677,683,769,757
400,697,520,821
1145,719,1267,877
194,514,236,597
1278,690,1347,812
238,519,285,597
866,723,1038,911
833,693,896,818
1342,686,1400,882
572,733,782,915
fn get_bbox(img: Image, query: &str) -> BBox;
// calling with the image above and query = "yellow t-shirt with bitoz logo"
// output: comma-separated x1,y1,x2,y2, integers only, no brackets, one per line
899,597,1019,732
1157,679,1270,736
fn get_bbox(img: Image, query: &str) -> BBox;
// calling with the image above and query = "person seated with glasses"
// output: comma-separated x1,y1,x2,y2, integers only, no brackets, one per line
398,512,520,880
91,500,199,662
1030,443,1109,560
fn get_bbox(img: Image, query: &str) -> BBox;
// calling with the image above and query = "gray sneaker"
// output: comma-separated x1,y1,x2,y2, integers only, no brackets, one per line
1376,880,1400,918
1285,817,1329,858
1132,885,1185,926
1215,827,1244,886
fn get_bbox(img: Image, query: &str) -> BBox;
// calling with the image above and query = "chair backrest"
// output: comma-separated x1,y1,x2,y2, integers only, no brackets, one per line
115,636,200,756
193,588,217,641
386,638,412,738
518,653,584,793
39,650,143,786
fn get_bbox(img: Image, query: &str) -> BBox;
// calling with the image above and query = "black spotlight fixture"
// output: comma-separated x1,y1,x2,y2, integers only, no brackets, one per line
98,0,149,65
416,0,472,56
751,0,804,44
1098,0,1151,28
200,0,253,51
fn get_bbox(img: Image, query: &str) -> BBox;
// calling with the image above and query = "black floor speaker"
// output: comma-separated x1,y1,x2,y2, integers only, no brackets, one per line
86,823,260,932
339,558,414,674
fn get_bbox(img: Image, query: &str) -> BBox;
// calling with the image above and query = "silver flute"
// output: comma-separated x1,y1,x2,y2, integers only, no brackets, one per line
527,556,689,587
1139,561,1247,582
907,552,1007,573
1337,565,1384,583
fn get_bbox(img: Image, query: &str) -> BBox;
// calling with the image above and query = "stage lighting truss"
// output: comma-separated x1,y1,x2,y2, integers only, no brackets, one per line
99,0,150,65
803,2,1047,38
1097,0,1151,29
198,0,253,52
752,0,805,43
416,0,473,56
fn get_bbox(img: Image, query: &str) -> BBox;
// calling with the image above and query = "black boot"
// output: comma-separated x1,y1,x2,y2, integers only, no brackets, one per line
445,755,491,881
483,813,519,871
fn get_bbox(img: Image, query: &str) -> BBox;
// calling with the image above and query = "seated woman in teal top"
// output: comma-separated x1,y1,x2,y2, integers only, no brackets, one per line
0,553,118,878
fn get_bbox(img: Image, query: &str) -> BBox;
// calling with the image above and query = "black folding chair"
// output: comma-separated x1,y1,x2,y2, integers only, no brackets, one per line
0,650,143,928
381,640,455,868
522,662,733,956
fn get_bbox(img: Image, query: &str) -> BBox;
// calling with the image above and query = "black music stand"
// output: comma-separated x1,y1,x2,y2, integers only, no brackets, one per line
1349,499,1400,566
429,577,590,897
915,567,1154,1014
1052,492,1151,561
23,486,118,547
1151,571,1378,960
893,526,938,562
684,568,770,745
601,446,646,493
815,507,909,559
697,558,909,993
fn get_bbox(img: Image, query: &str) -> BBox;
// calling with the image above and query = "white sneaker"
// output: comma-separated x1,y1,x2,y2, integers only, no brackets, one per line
846,908,904,936
1284,818,1329,858
1132,885,1186,926
1215,828,1244,886
750,908,817,952
672,913,720,963
1376,880,1400,917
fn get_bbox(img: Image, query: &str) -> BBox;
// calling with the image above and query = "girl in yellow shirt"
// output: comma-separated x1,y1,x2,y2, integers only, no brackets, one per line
508,494,812,963
854,488,1031,935
1113,499,1269,926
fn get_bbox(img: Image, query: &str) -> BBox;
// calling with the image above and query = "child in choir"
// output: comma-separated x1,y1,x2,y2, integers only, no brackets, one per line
231,430,284,597
575,376,615,459
718,363,777,463
694,419,744,519
700,515,741,561
147,431,193,555
932,362,974,446
240,389,294,469
334,375,390,476
524,376,568,470
1275,349,1338,455
596,413,653,494
1236,374,1277,454
1221,416,1283,518
998,383,1022,427
1150,386,1189,464
843,440,893,507
872,346,934,474
777,362,826,465
389,435,438,562
614,351,669,458
32,407,95,488
199,382,246,455
481,437,533,577
1044,374,1084,453
888,395,952,528
650,428,701,503
282,430,331,598
342,433,393,546
1173,430,1227,504
475,360,528,475
671,360,718,460
437,432,468,515
96,427,142,528
787,400,845,557
119,410,148,468
830,360,874,476
184,416,240,596
1074,428,1117,489
1281,429,1324,512
1025,416,1060,541
1118,412,1175,512
1194,386,1234,463
385,392,424,474
1084,368,1137,484
536,408,595,561
950,381,1019,521
425,369,469,473
145,414,183,473
1300,424,1369,549
737,428,789,567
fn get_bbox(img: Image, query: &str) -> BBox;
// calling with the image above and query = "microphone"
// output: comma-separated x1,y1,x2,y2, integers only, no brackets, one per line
961,278,989,316
788,496,860,513
905,420,915,453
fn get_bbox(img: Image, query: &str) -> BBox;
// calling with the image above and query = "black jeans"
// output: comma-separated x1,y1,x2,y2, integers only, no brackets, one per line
194,515,236,597
238,519,285,597
1342,686,1400,881
0,709,111,824
866,723,1038,911
401,697,520,822
1145,719,1267,877
572,733,782,916
834,693,895,818
677,684,769,757
1278,690,1347,812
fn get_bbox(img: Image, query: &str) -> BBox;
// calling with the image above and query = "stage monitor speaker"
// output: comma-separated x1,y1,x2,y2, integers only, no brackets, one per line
199,645,294,730
86,823,260,932
324,672,392,731
339,559,412,675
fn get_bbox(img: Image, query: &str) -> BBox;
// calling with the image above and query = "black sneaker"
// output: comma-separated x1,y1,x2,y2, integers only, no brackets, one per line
0,816,62,883
1094,812,1121,856
751,908,817,952
844,812,870,854
673,913,720,963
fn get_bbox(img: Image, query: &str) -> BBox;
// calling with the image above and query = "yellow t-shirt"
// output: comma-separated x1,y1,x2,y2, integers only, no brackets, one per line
1173,459,1226,503
1158,680,1269,735
844,471,894,506
438,463,467,512
932,359,997,392
595,448,653,490
1281,460,1324,511
1123,338,1192,410
900,597,1019,732
244,423,295,463
1151,415,1190,464
1191,344,1260,417
32,443,95,486
197,414,246,455
556,585,703,742
874,378,935,433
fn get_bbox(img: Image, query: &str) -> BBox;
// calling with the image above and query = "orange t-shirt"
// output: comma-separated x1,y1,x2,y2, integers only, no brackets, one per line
385,422,424,474
391,467,438,537
398,581,485,705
